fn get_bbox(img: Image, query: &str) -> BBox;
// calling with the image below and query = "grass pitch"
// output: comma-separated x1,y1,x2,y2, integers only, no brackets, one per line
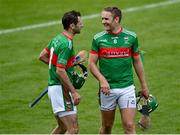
0,0,180,134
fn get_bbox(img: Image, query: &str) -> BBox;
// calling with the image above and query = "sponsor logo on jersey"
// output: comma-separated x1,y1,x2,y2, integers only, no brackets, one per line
99,47,132,58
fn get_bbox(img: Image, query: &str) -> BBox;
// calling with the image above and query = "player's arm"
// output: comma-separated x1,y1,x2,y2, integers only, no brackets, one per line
89,53,110,95
56,67,80,105
39,49,49,64
133,54,149,99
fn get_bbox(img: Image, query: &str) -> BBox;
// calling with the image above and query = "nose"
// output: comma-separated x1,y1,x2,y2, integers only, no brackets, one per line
102,18,106,24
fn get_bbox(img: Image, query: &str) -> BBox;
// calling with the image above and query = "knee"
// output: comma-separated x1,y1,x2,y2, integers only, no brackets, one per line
73,127,79,134
60,127,67,134
124,122,135,134
67,127,79,134
101,124,113,134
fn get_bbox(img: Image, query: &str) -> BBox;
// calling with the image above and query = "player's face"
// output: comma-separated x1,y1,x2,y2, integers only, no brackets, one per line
73,16,83,34
101,11,117,32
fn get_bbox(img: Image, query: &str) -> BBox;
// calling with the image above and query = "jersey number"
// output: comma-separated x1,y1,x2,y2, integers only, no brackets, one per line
49,47,54,69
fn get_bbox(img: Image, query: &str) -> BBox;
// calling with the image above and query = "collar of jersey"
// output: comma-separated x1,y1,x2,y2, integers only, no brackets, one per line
107,27,123,35
62,32,73,40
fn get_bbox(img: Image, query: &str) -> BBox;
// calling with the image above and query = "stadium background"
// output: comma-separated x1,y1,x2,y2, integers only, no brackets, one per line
0,0,180,133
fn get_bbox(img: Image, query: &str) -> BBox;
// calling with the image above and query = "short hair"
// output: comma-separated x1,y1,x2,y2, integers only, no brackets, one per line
103,7,122,22
62,10,81,30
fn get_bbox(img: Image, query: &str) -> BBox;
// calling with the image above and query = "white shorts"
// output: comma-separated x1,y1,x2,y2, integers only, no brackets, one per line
100,85,136,110
48,85,77,117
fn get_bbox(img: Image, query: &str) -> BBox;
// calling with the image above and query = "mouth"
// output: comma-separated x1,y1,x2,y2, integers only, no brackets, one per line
103,24,110,29
103,23,109,27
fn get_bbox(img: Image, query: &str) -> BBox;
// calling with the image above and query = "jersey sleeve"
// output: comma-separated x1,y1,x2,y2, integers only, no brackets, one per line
90,38,99,54
132,37,140,56
44,40,53,55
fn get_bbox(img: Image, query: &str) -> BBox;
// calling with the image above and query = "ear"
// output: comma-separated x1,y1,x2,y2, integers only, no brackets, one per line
115,16,120,23
70,23,75,29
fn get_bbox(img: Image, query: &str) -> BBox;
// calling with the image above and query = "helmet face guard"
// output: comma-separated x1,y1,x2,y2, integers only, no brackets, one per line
136,93,158,115
68,63,88,89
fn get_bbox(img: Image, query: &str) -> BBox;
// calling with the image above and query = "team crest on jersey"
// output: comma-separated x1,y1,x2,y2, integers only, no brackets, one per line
111,37,118,44
124,37,130,44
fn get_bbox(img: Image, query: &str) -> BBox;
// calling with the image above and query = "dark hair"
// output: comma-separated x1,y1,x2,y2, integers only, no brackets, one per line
62,10,81,30
104,7,122,22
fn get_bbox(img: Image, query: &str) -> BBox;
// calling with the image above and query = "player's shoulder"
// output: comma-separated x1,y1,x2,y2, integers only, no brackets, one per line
122,28,137,38
51,34,71,47
93,31,107,40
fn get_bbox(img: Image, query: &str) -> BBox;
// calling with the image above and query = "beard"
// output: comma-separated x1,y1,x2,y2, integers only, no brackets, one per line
73,29,80,35
73,26,81,34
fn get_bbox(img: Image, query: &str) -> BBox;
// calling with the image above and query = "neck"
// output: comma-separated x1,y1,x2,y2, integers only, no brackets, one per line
112,25,122,34
62,30,74,40
108,25,122,35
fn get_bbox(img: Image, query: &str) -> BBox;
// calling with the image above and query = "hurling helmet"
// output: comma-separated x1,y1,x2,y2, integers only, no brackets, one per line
68,63,88,89
136,93,158,115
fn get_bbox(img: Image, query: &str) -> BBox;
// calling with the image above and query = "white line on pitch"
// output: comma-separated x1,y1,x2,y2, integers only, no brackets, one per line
0,0,179,35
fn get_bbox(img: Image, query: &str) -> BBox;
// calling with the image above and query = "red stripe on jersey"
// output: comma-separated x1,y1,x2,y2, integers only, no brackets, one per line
51,53,58,66
90,50,99,54
56,64,66,68
67,56,76,67
45,48,50,54
99,47,132,58
52,55,75,68
46,47,75,68
132,52,140,56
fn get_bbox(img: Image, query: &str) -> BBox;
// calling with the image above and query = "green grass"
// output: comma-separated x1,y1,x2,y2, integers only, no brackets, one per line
0,0,180,134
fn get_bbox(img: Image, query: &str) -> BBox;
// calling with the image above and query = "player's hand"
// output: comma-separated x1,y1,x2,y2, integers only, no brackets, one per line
141,89,149,99
74,50,88,64
100,79,110,95
71,91,81,105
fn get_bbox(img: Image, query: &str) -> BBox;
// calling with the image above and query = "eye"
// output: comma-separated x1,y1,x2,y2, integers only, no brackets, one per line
102,17,108,21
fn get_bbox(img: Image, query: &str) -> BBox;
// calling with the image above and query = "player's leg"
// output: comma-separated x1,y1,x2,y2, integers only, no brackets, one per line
48,85,78,134
117,85,136,134
59,113,78,134
99,110,115,134
51,115,67,134
120,108,136,134
99,90,117,134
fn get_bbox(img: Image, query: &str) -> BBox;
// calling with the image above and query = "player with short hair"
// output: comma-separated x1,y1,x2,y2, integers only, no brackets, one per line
89,7,149,134
39,10,83,134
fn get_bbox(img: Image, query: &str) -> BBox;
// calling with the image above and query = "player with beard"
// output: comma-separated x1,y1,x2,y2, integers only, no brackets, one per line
39,10,83,134
89,7,149,134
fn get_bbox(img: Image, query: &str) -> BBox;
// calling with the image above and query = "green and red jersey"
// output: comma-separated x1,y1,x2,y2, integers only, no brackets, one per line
44,32,75,86
90,27,140,89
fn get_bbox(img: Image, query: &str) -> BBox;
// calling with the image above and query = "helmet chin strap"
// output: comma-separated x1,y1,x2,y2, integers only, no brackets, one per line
74,63,88,78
